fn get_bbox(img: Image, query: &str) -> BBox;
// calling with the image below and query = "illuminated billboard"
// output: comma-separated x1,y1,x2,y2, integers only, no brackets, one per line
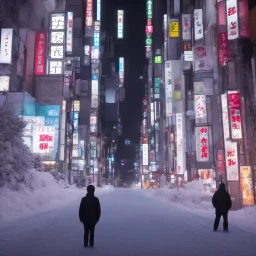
117,10,124,39
119,57,124,85
96,0,101,21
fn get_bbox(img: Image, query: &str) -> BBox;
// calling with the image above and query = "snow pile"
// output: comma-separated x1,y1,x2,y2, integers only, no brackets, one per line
151,180,213,210
0,170,114,223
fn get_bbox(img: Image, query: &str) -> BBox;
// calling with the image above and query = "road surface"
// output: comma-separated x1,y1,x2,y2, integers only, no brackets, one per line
0,188,256,256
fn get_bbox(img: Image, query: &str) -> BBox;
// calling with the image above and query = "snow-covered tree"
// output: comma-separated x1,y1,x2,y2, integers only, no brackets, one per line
0,103,33,188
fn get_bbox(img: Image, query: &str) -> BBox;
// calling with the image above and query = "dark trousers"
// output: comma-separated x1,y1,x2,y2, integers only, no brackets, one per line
214,212,228,231
83,223,95,246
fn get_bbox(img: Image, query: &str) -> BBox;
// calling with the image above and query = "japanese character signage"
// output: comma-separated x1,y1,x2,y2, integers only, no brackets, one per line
221,93,230,140
34,31,46,75
117,10,124,39
194,95,207,124
142,143,149,166
119,57,124,84
49,13,65,74
146,0,153,19
194,9,203,40
238,0,250,38
0,28,13,64
34,126,55,154
90,115,97,133
240,166,254,205
196,126,210,162
176,113,184,175
169,20,179,38
193,46,214,72
182,14,191,41
226,0,239,40
165,61,172,117
85,0,93,27
219,32,230,66
228,91,242,139
225,140,239,181
66,12,73,53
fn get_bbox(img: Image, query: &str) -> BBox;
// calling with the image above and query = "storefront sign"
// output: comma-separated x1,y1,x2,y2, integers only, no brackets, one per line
34,31,46,75
0,75,10,91
85,0,93,27
195,126,210,162
219,32,230,66
193,46,214,72
146,0,153,19
194,95,207,123
96,0,101,21
91,75,99,108
238,0,250,38
176,113,184,174
142,143,149,166
228,91,242,139
90,115,97,133
0,28,13,64
182,14,191,41
226,0,239,40
66,12,73,53
225,140,239,181
194,9,203,40
165,61,172,117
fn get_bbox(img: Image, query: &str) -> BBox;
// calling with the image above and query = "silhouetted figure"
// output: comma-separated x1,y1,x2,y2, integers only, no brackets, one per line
212,183,232,232
79,185,101,247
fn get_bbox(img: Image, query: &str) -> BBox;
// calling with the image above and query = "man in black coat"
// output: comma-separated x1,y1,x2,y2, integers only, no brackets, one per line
79,185,101,247
212,183,232,232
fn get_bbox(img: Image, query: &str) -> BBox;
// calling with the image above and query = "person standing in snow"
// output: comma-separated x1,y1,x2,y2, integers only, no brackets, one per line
212,183,232,232
79,185,101,247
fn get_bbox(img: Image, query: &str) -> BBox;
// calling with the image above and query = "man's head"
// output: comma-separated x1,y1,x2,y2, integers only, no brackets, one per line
87,185,95,194
219,183,226,190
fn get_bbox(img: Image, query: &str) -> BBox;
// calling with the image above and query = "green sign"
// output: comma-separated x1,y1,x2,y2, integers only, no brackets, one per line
154,77,160,94
145,37,152,46
154,56,162,64
146,0,153,19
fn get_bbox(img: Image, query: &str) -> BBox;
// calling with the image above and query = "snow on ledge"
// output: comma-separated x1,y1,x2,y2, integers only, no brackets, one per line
0,170,114,224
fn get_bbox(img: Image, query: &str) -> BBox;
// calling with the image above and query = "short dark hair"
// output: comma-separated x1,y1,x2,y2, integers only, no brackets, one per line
87,185,95,193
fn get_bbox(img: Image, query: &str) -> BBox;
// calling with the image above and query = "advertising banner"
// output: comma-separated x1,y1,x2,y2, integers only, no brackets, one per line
165,61,172,117
146,0,153,19
154,77,160,99
194,95,207,123
23,116,45,137
0,28,13,64
219,32,230,66
142,143,149,166
176,113,184,175
171,60,181,100
119,57,124,84
226,0,239,40
0,76,10,92
169,20,179,38
117,10,124,39
228,91,242,139
66,12,73,53
225,140,239,181
142,97,147,120
34,31,46,75
182,14,191,41
85,0,93,27
195,126,210,162
194,9,203,40
91,75,99,108
238,0,250,38
33,126,55,154
221,93,230,140
193,46,214,72
240,166,254,205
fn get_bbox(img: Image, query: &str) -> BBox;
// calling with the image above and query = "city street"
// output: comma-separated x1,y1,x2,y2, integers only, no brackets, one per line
0,188,256,256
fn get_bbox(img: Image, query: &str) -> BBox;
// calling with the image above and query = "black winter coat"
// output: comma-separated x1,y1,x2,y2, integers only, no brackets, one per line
212,183,232,213
79,193,101,225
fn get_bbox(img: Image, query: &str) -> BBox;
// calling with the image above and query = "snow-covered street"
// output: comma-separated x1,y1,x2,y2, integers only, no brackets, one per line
1,188,256,256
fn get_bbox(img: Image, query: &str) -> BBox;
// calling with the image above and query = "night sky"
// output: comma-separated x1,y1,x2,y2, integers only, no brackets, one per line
102,0,146,159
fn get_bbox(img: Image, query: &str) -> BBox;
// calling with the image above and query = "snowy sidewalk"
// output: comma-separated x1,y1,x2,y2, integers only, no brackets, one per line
0,170,114,225
1,188,256,256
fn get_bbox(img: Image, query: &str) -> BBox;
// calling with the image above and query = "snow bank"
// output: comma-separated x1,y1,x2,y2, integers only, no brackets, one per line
148,180,256,230
151,180,213,210
0,170,114,224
